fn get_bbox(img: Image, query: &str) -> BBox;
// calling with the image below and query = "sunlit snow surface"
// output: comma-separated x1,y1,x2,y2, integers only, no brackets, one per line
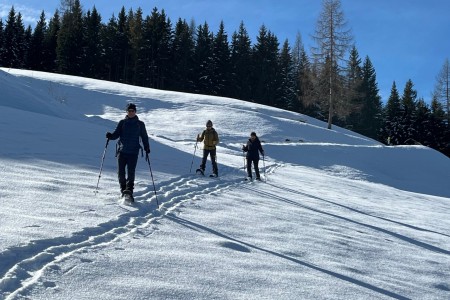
1,68,449,299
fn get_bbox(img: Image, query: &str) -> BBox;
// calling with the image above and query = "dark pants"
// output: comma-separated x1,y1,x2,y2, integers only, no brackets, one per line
117,152,138,193
200,149,218,175
246,158,260,179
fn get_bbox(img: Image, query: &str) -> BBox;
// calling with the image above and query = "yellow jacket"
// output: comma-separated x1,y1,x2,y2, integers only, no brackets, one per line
198,128,219,150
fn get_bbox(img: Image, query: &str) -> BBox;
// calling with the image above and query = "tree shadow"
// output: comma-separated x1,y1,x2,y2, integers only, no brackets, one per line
244,185,450,256
266,182,450,239
166,214,410,300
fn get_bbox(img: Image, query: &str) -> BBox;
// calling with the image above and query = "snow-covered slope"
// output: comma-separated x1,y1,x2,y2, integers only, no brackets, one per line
1,68,449,300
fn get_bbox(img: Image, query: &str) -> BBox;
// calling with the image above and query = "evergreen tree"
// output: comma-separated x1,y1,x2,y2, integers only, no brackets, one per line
429,96,449,153
141,8,172,89
193,21,214,94
3,7,24,67
56,0,84,74
116,7,130,83
168,18,195,92
42,10,60,72
211,21,230,96
101,14,119,81
358,56,383,139
28,11,47,71
23,24,32,68
400,79,418,142
127,7,144,85
277,39,297,110
381,81,403,144
413,98,432,145
343,46,364,129
295,36,316,116
82,6,103,78
252,25,279,106
156,10,173,89
229,21,252,101
0,19,4,66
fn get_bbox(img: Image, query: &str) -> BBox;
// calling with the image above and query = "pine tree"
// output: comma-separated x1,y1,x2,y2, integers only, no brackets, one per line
277,40,297,110
0,19,4,66
359,56,383,139
116,7,130,83
28,11,47,71
381,81,403,145
401,79,418,143
23,24,32,68
169,18,195,92
229,21,252,101
252,25,279,106
42,10,60,72
3,7,23,67
101,14,119,81
56,0,84,74
343,46,364,129
413,98,432,145
429,96,448,153
82,6,103,78
143,8,172,89
193,22,214,94
211,21,230,96
294,36,316,116
127,7,144,85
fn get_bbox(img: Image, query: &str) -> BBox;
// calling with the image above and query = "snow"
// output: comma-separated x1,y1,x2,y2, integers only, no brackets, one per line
0,68,449,299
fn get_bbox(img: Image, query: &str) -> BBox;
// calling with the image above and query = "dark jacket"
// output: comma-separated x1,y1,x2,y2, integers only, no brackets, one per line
109,115,150,155
243,137,264,160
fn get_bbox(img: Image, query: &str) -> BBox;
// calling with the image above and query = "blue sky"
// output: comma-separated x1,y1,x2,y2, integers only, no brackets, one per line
1,0,449,103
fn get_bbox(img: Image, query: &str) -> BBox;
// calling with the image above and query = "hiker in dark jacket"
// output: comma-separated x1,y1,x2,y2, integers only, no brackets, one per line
196,120,219,177
106,103,150,198
242,132,264,180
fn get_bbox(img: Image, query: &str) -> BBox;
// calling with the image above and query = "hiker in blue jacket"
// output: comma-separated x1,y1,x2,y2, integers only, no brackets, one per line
106,103,150,198
242,132,264,180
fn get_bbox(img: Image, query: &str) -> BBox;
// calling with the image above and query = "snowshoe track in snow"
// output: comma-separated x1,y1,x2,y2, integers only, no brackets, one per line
0,164,270,299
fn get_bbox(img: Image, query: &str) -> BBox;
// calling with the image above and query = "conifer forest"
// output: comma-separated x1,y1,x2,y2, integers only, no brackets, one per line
1,0,449,157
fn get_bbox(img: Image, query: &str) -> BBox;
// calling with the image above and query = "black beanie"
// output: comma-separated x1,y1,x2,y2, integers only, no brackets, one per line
206,120,213,127
126,103,137,111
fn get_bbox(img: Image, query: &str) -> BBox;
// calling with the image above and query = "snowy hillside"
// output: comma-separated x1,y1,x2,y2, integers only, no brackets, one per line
0,68,449,299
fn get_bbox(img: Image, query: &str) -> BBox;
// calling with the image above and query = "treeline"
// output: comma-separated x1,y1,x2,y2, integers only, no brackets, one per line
0,1,449,156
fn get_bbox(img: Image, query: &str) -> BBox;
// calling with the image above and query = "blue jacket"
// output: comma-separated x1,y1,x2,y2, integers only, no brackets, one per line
109,115,150,155
243,137,264,160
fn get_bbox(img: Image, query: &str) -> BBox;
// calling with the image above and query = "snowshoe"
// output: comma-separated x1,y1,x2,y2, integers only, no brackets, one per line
209,173,218,178
122,190,134,202
196,169,205,176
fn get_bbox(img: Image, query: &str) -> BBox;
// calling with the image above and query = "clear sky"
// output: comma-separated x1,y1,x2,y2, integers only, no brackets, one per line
1,0,449,103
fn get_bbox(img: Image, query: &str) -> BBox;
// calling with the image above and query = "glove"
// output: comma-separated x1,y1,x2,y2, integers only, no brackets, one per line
106,132,112,139
145,147,150,154
196,135,201,142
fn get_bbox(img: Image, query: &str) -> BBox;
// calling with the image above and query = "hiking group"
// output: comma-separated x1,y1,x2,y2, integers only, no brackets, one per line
104,103,265,202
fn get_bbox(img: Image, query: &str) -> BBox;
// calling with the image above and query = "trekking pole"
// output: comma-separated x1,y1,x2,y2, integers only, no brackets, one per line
146,153,159,206
94,139,109,194
189,139,198,173
262,154,267,182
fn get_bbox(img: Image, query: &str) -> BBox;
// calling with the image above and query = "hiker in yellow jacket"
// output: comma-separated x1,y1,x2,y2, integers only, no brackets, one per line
196,120,219,177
